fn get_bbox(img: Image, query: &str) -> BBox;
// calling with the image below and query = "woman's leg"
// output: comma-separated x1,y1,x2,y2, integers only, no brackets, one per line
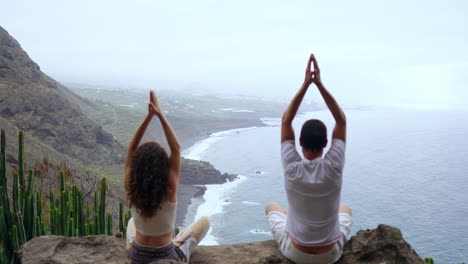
173,216,210,262
265,201,288,215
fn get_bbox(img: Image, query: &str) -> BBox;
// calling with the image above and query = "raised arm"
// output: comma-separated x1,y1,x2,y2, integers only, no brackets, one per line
125,104,153,171
281,55,315,143
310,54,346,141
124,99,153,193
149,91,181,180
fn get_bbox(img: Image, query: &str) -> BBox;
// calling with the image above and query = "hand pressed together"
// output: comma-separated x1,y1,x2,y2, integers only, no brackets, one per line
304,54,322,87
148,90,162,117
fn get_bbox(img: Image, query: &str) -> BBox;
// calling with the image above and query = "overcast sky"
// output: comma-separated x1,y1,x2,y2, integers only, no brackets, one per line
1,0,467,109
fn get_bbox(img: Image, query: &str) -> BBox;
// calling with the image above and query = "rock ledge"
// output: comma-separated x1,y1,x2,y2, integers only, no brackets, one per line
21,224,424,264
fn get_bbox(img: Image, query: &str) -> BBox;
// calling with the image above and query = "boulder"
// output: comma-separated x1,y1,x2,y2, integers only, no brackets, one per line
336,224,425,264
21,235,128,264
21,225,424,264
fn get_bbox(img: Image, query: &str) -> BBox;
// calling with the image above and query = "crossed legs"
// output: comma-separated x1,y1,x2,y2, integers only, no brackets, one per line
265,201,288,215
173,216,210,246
125,216,210,258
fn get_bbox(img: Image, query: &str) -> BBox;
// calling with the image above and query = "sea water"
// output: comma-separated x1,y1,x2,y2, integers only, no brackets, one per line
182,107,468,263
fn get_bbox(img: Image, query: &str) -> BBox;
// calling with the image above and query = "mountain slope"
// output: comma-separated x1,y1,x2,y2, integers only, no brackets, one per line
0,26,124,166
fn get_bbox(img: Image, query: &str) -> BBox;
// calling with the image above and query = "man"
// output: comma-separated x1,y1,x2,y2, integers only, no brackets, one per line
265,54,352,264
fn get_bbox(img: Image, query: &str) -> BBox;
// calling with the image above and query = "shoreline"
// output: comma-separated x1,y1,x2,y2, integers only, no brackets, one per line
176,118,265,151
176,125,261,241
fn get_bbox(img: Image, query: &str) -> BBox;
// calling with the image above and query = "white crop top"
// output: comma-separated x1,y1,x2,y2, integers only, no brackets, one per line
131,202,177,236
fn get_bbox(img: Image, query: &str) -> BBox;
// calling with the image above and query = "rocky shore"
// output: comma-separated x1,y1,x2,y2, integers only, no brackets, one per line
176,160,239,227
20,224,426,264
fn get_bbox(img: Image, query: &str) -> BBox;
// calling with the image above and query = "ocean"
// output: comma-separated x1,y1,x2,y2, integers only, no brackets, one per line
182,107,468,263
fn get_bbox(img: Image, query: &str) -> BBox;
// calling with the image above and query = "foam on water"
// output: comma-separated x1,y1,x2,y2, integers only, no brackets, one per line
181,126,257,245
183,127,257,160
242,201,262,206
260,117,280,126
249,229,272,235
194,175,247,245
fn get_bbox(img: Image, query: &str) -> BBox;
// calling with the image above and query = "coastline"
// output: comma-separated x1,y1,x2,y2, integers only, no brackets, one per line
176,118,265,150
175,126,260,242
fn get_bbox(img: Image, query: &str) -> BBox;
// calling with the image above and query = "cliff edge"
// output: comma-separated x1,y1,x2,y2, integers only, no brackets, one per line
21,224,424,264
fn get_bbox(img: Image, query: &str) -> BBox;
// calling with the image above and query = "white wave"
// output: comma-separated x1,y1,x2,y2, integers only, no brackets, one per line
181,126,256,245
232,109,255,113
182,127,257,160
219,108,255,113
260,117,280,126
195,175,247,245
242,201,262,206
249,229,272,235
182,135,224,160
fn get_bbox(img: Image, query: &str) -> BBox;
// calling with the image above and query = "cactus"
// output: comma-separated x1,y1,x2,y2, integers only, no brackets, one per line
78,191,85,236
94,192,99,234
73,185,78,234
119,202,125,237
68,218,74,237
11,225,19,253
36,192,44,236
23,193,35,240
18,131,25,210
85,206,91,235
0,130,4,184
18,131,25,198
11,172,26,246
49,191,56,234
12,173,19,216
25,170,34,197
106,213,112,235
0,242,8,264
35,216,40,237
0,130,13,248
0,205,10,260
1,131,119,263
99,177,107,234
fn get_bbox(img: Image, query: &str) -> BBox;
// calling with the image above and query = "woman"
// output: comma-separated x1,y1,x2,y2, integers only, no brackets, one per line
125,90,210,263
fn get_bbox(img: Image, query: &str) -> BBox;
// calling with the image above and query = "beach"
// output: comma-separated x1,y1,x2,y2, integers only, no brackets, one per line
176,127,258,243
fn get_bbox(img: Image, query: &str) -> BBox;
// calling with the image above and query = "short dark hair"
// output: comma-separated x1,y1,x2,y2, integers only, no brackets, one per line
126,142,169,219
300,119,327,151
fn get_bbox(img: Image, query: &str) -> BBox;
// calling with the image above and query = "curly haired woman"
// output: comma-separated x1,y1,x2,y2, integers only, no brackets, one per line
125,90,210,263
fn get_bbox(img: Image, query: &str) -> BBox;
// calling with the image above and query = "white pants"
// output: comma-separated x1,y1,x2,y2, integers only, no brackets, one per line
267,212,352,264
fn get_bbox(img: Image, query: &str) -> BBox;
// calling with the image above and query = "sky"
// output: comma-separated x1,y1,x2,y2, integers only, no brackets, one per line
1,0,467,109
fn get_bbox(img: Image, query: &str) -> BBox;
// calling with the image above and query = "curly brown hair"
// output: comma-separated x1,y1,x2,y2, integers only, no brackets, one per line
126,142,169,219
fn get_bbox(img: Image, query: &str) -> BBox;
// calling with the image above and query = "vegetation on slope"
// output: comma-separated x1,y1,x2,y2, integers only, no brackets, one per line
0,130,130,263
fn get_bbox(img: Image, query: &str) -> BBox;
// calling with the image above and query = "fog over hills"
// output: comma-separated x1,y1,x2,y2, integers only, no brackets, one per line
2,0,467,109
0,26,125,167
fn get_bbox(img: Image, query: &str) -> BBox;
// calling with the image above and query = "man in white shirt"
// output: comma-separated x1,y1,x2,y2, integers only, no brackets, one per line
265,54,352,264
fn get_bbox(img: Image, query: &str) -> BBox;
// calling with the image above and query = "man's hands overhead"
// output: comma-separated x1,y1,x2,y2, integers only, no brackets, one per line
304,54,322,87
148,90,162,117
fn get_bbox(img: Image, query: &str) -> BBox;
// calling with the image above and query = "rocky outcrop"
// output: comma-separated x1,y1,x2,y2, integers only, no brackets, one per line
180,158,237,184
336,224,425,264
21,225,424,264
20,235,127,264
